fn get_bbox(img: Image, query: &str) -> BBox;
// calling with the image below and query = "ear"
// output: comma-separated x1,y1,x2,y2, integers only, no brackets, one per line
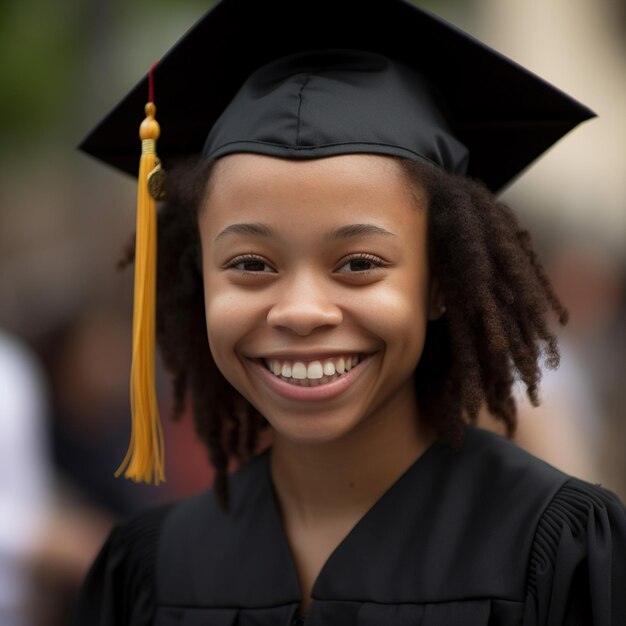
427,279,446,321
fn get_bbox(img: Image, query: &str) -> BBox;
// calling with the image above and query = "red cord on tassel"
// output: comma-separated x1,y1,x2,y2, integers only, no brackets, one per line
148,60,158,104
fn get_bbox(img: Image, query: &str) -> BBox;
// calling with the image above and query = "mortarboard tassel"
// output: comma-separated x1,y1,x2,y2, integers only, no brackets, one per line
116,66,166,484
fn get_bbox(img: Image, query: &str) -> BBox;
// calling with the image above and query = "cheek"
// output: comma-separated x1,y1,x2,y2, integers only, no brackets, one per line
351,251,430,348
359,281,429,352
334,285,428,422
203,285,251,373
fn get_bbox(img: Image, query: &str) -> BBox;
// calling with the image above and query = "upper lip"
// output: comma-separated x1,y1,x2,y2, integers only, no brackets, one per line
248,351,371,361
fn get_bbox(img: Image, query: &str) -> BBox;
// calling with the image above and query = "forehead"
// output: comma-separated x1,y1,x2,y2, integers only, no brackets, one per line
201,153,426,237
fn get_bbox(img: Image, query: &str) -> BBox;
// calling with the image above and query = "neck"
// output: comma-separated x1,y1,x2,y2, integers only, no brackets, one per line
270,395,436,523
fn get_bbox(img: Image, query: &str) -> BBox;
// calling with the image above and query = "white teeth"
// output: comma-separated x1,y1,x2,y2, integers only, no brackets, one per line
291,362,307,379
323,360,336,376
266,355,361,381
307,361,324,379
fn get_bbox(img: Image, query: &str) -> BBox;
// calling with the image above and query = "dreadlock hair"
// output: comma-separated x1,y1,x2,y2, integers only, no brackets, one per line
405,159,568,443
120,155,568,511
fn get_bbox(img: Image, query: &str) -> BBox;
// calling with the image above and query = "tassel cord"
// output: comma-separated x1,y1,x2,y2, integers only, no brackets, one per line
116,103,165,485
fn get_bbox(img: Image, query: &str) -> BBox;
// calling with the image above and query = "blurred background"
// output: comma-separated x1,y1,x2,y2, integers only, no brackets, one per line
0,0,624,624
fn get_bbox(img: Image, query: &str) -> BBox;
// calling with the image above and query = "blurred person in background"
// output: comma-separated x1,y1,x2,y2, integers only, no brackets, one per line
44,305,215,513
479,234,624,489
0,330,111,626
603,272,626,497
46,307,165,516
517,238,624,483
0,329,50,626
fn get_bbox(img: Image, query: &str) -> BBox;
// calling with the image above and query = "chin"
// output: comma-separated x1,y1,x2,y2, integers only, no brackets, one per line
264,410,363,447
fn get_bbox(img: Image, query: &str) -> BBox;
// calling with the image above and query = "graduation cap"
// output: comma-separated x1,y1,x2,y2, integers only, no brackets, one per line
80,0,594,485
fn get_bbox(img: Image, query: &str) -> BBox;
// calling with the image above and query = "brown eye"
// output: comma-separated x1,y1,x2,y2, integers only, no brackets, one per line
337,254,386,273
239,259,268,272
348,259,374,271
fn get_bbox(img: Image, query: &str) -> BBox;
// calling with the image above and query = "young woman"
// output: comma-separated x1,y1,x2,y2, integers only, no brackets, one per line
72,1,626,624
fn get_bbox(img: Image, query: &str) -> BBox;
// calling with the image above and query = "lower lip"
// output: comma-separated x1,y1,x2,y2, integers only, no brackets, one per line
250,357,371,402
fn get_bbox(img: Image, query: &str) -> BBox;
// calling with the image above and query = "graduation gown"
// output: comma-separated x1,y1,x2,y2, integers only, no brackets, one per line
70,427,626,625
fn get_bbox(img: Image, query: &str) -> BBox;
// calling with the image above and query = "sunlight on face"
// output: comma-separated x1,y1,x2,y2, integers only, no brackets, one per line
199,154,437,446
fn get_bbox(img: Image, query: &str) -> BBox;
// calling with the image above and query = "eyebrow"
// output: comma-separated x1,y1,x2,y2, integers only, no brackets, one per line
324,223,397,241
215,222,397,242
215,222,272,241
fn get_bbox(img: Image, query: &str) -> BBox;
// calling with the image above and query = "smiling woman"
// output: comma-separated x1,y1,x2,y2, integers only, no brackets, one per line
71,0,625,624
201,154,434,451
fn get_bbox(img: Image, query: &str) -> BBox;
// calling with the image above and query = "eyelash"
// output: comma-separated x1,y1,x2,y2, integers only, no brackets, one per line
223,253,388,274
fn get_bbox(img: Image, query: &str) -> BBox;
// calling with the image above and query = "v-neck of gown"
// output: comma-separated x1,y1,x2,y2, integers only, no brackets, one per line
263,436,445,609
155,433,457,616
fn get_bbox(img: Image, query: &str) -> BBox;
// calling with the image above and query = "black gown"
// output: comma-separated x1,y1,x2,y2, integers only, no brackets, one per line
70,427,626,625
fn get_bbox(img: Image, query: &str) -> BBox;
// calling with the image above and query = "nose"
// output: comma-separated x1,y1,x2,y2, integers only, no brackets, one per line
266,271,343,336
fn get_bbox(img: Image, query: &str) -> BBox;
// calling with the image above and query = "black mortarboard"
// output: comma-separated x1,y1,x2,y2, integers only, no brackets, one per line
81,0,594,485
81,0,594,192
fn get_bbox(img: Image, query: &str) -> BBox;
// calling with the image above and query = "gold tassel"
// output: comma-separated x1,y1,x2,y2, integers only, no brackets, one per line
115,101,165,484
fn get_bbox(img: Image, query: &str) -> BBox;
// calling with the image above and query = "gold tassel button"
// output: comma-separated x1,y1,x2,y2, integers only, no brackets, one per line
140,102,160,141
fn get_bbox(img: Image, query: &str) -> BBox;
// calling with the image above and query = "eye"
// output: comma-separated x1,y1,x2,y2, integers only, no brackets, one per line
336,253,387,273
224,254,275,273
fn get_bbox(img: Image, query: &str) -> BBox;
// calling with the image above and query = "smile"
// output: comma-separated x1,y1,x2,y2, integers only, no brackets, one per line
251,353,370,402
264,355,361,386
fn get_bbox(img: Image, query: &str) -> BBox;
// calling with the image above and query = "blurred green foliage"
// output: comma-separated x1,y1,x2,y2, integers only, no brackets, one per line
0,0,81,145
0,0,215,152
